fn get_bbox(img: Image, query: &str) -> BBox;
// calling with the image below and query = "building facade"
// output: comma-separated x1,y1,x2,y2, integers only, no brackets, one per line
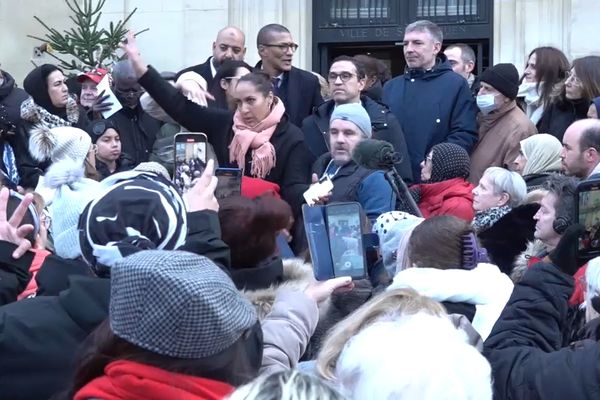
1,0,598,83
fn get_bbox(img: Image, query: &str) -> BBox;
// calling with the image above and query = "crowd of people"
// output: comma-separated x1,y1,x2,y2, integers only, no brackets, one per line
1,15,600,399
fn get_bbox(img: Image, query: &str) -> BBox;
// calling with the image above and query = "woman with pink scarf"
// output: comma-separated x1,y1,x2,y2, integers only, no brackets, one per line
121,33,312,221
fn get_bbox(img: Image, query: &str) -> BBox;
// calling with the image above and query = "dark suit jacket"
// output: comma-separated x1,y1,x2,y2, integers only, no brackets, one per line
175,56,214,86
255,62,323,127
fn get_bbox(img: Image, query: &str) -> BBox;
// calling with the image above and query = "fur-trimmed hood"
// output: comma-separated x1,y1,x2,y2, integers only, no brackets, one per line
388,263,514,340
240,258,317,321
477,203,540,275
511,239,547,283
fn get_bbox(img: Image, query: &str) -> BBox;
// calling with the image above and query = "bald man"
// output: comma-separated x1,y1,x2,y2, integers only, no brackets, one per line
176,26,246,86
560,119,600,179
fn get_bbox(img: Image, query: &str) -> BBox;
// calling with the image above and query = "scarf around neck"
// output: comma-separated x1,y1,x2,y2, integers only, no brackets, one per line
230,98,285,179
472,205,511,233
20,95,79,129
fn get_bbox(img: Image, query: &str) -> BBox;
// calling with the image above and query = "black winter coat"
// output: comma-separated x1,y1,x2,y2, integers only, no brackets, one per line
477,203,540,275
537,96,589,141
106,105,161,166
0,71,34,186
0,242,33,305
484,263,600,400
175,56,214,86
255,62,323,127
301,96,414,183
0,211,231,400
138,66,312,215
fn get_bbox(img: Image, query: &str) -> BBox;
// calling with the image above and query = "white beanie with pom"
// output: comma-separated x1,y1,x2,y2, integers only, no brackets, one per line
45,158,100,259
28,125,91,163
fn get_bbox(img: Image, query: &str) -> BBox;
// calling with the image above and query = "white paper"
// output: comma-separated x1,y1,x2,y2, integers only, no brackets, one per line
96,75,123,119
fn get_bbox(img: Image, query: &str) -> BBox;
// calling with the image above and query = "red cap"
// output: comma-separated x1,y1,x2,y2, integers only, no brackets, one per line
77,68,108,84
241,176,281,199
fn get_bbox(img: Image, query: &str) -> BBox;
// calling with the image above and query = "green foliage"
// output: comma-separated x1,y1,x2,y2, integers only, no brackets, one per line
28,0,148,72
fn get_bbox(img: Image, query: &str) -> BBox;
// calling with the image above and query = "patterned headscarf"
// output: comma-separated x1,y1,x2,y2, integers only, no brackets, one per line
78,171,187,276
427,143,471,183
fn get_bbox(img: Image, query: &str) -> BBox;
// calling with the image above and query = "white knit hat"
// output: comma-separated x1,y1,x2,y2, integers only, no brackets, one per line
28,125,91,163
45,158,100,259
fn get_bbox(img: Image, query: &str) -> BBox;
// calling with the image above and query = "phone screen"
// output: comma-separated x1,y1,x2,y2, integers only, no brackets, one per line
215,168,242,199
327,203,366,279
174,134,207,194
578,185,600,255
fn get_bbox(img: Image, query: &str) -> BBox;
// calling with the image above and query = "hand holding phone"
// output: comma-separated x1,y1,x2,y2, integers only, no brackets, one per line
214,168,242,200
174,133,208,194
303,175,333,206
183,159,219,212
575,180,600,258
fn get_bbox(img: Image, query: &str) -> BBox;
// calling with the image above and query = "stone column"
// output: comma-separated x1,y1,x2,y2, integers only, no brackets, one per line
494,0,572,71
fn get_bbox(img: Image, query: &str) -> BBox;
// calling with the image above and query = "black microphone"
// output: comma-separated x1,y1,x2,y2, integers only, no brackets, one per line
352,139,422,217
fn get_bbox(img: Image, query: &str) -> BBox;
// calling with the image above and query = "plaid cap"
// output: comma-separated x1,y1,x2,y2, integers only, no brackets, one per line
110,250,258,359
77,68,108,84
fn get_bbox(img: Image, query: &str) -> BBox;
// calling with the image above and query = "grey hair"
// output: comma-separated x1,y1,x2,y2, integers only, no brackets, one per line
111,59,137,84
483,167,527,207
228,370,345,400
445,43,476,64
405,20,443,44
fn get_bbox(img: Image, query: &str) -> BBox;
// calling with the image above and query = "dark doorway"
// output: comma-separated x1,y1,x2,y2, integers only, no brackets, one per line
312,0,494,79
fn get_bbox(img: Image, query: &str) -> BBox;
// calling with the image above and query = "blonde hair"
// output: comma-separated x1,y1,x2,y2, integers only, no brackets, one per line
395,221,422,274
228,370,344,400
315,288,446,380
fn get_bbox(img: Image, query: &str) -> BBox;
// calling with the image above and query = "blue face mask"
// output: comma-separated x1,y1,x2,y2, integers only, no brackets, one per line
476,94,497,115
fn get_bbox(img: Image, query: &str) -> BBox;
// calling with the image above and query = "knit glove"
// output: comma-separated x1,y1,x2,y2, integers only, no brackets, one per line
90,90,113,114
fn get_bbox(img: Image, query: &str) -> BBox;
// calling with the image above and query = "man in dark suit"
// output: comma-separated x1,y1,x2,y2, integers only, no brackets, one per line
256,23,323,127
176,26,246,86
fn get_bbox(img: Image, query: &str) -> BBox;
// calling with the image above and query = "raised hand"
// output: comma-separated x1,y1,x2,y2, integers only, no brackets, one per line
0,188,34,258
119,30,148,78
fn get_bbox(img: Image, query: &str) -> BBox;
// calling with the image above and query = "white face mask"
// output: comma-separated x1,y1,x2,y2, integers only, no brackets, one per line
476,94,497,114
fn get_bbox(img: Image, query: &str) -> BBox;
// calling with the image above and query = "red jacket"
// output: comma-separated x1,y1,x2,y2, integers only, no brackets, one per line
416,177,475,221
75,360,234,400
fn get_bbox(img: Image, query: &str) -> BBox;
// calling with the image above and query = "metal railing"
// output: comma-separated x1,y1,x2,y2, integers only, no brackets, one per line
328,0,394,25
416,0,481,23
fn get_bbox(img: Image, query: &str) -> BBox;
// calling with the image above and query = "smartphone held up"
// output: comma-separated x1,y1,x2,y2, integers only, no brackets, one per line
173,133,207,194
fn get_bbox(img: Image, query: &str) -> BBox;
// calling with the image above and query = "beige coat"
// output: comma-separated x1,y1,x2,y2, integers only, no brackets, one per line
469,101,537,184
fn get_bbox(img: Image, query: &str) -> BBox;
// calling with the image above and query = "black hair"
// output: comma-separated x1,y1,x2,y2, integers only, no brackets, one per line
522,47,569,107
353,54,391,82
66,319,263,398
257,23,290,47
579,121,600,153
237,71,274,97
209,60,253,109
331,55,366,80
543,173,578,229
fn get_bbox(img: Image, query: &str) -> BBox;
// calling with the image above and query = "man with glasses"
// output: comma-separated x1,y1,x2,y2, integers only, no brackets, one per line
301,56,413,182
176,26,246,87
256,23,322,126
383,20,479,182
107,60,161,166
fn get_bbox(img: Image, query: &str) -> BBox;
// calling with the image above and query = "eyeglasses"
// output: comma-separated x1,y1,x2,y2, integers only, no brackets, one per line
566,71,582,86
260,43,299,53
41,209,52,230
327,72,357,83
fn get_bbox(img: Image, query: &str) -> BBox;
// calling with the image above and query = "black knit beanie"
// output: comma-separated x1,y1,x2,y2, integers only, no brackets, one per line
23,64,63,112
480,63,519,100
428,142,471,183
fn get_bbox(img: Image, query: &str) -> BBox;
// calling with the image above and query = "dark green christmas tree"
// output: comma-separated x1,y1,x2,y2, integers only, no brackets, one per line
28,0,147,73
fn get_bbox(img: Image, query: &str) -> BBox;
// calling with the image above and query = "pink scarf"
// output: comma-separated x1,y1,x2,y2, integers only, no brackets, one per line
230,98,285,179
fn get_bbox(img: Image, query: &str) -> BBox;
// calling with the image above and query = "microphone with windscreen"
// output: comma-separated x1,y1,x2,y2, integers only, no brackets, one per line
352,139,422,217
